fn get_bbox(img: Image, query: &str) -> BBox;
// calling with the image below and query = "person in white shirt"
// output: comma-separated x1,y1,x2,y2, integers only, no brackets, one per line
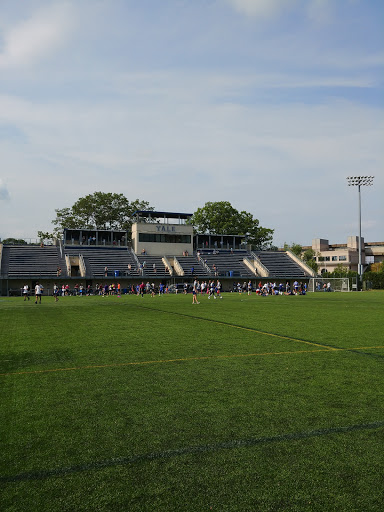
35,283,43,304
23,285,30,301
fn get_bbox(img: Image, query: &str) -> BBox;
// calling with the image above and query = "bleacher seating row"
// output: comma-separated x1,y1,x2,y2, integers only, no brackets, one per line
64,247,137,279
201,252,254,278
136,255,172,278
1,245,62,278
0,245,312,280
173,255,207,277
254,251,309,278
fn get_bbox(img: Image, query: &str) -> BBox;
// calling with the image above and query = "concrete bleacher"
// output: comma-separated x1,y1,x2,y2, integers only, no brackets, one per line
1,245,61,278
253,251,310,278
0,244,312,282
136,255,171,278
65,246,137,279
176,255,208,277
199,251,255,278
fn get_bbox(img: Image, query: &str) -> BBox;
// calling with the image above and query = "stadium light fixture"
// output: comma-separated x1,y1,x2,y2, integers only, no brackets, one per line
346,176,374,287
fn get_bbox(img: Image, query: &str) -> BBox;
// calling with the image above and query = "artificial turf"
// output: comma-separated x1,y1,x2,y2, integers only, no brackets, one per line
1,291,383,511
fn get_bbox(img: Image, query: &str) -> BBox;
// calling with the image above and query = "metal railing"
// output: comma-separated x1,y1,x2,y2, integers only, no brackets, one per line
250,252,270,277
79,253,87,277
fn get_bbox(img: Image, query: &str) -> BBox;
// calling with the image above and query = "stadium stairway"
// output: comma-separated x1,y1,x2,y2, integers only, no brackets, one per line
56,247,68,277
136,255,172,278
176,255,208,278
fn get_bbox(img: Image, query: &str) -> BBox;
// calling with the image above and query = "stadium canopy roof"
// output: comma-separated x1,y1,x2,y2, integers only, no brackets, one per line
133,211,193,220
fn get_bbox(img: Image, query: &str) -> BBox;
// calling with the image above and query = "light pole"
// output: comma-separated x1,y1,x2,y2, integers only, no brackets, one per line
346,176,374,288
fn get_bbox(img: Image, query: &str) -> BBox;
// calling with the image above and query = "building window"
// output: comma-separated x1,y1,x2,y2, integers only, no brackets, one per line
339,255,347,261
332,256,338,261
139,233,191,244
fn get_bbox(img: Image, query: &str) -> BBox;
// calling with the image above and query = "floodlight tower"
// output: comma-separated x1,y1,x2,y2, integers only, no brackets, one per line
346,176,374,287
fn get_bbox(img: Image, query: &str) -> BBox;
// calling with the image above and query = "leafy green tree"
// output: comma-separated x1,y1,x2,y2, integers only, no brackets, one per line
284,243,318,273
284,242,302,257
2,237,27,245
302,248,318,273
363,270,384,289
52,192,154,239
37,231,55,244
370,261,384,273
190,201,274,249
330,263,350,276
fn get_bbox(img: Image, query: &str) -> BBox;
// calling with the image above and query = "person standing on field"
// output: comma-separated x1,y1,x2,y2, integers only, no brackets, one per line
23,284,30,301
35,283,43,304
192,282,200,304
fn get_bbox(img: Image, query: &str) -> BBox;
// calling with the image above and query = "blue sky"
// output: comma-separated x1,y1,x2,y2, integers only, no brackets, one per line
0,0,383,246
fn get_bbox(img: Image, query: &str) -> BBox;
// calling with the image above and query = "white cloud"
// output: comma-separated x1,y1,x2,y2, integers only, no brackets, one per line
0,179,10,200
0,3,75,69
0,69,382,243
0,1,381,244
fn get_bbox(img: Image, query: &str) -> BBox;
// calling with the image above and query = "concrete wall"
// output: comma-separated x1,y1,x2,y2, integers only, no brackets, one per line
132,222,193,256
312,238,330,252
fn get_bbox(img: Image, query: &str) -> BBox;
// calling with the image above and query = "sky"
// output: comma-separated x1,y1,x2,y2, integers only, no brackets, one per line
0,0,383,247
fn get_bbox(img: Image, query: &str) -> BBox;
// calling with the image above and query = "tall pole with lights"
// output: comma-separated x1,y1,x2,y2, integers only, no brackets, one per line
346,176,374,287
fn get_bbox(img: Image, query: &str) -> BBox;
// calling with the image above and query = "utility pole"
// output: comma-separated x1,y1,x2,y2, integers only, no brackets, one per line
346,176,374,289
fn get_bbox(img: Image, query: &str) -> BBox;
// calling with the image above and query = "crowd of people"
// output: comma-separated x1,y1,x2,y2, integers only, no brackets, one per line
189,279,224,303
235,280,307,295
21,278,309,304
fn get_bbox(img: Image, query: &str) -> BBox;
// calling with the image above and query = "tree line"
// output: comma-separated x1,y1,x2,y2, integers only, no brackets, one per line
34,192,274,250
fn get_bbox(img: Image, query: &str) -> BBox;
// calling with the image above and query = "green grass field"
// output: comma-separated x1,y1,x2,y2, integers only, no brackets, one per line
1,291,384,511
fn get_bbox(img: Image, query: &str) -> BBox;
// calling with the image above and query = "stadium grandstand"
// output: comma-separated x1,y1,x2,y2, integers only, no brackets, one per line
0,211,316,296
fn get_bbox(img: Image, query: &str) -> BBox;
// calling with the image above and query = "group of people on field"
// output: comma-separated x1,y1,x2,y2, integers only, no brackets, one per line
21,278,308,304
23,283,43,304
191,279,223,304
230,280,307,296
239,280,307,296
187,280,222,296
